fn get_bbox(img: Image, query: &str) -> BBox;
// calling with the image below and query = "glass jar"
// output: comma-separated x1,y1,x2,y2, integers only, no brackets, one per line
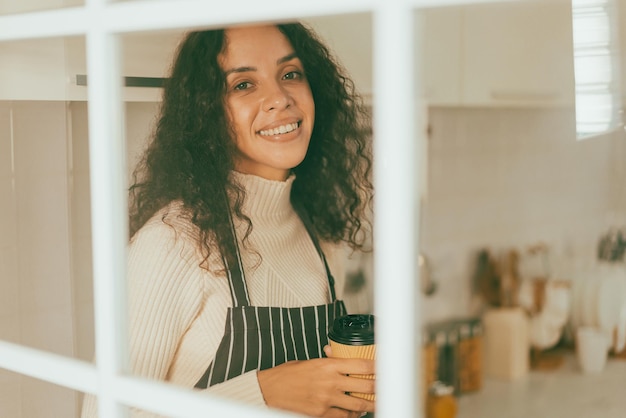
426,381,457,418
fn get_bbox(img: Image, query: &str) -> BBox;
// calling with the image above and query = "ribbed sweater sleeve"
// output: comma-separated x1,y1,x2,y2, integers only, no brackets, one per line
127,219,205,382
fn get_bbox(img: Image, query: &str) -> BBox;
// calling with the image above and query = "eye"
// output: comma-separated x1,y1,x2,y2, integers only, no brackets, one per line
283,70,303,81
233,81,252,91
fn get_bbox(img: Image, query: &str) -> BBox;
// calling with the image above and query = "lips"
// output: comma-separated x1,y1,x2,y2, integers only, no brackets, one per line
258,121,301,137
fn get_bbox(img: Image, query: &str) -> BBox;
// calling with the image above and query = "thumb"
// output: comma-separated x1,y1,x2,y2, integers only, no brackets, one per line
323,345,333,357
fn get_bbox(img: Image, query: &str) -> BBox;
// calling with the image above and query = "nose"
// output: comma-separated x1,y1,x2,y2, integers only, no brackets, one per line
262,81,292,112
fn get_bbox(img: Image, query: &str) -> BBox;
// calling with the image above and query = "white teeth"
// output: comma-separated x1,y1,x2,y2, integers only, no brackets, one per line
259,122,298,137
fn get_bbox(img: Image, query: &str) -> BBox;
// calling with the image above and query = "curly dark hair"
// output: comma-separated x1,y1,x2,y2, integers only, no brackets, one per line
129,22,373,269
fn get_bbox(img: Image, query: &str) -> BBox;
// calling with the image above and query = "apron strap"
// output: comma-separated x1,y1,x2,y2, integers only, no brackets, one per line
293,205,339,302
223,193,340,307
223,192,251,308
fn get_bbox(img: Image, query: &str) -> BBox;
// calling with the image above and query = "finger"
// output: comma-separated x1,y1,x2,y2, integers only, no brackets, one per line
324,407,369,418
346,411,368,418
331,393,376,414
322,407,352,418
339,374,376,395
324,345,333,358
330,358,376,375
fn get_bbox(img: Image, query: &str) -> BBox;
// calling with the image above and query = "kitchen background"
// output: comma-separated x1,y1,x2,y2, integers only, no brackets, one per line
1,0,625,417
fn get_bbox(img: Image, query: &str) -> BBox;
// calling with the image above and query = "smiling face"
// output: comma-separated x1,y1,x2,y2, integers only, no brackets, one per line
219,25,315,181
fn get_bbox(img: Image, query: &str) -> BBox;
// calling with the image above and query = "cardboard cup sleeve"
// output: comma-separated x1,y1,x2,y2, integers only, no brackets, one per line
328,314,376,401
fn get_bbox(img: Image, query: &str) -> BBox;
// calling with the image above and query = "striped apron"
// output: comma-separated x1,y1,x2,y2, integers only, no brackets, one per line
194,212,347,389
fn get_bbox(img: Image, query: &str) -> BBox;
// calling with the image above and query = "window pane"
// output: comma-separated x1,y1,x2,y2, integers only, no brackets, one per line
118,18,377,416
0,35,94,361
0,0,83,16
0,369,90,418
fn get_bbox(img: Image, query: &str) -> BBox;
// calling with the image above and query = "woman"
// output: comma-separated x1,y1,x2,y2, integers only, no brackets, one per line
82,22,374,418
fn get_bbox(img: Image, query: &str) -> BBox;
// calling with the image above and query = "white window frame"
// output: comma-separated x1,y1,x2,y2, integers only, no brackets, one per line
0,0,511,416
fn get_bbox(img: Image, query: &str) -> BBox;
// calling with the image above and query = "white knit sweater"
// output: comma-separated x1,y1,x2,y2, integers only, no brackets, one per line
81,172,345,417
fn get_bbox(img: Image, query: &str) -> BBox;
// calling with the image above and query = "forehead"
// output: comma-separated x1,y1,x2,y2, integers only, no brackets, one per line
219,25,295,67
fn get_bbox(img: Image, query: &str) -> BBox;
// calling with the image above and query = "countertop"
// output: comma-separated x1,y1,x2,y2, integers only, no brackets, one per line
457,355,626,418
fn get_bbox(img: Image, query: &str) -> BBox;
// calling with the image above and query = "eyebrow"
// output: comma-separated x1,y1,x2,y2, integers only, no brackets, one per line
224,52,299,77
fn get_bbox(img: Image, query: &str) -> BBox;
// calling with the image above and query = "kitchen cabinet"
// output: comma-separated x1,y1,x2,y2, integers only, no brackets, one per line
420,1,576,107
0,4,579,106
66,32,181,102
0,38,69,101
416,6,464,105
0,32,180,102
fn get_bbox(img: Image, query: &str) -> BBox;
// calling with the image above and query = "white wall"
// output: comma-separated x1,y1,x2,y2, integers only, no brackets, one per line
0,101,79,417
420,106,626,323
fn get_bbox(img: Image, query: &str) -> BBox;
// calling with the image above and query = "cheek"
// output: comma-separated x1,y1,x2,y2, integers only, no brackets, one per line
291,84,314,116
297,97,314,124
226,100,253,137
304,90,315,121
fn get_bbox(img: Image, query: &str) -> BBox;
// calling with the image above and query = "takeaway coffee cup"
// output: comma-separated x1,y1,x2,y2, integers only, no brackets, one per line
328,314,376,401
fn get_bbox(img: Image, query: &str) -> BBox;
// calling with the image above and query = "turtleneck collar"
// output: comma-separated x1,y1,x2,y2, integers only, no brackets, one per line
231,171,296,222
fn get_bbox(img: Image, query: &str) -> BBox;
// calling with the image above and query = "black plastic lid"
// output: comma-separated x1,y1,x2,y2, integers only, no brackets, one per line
328,314,375,345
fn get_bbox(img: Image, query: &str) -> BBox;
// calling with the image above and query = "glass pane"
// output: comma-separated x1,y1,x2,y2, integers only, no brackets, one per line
68,100,95,362
119,30,183,103
0,35,94,362
0,0,83,16
0,38,69,101
306,13,373,102
416,2,626,418
293,13,375,315
0,369,20,417
7,100,76,356
0,369,89,418
0,103,18,346
119,17,376,417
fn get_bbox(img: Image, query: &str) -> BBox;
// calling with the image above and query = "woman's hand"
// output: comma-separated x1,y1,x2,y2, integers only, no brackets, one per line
257,354,375,417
